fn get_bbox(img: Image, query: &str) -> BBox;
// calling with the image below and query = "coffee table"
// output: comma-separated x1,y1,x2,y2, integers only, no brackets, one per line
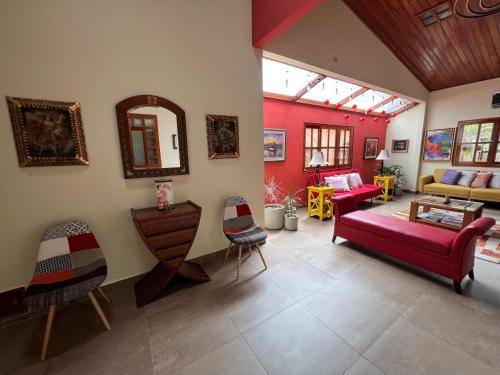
409,196,484,231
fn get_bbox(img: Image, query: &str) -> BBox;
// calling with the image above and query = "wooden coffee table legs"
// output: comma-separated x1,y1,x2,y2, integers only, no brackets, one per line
134,261,210,308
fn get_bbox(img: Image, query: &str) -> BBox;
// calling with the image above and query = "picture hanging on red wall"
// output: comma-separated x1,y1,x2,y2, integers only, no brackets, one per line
264,128,286,162
364,137,379,159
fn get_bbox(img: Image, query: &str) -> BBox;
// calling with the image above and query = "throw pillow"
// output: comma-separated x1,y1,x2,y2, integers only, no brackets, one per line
346,173,359,189
325,176,350,192
471,172,493,188
488,173,500,189
354,173,363,186
457,171,477,187
440,169,461,185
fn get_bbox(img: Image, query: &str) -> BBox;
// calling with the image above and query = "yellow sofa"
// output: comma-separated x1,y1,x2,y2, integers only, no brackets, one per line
419,168,500,202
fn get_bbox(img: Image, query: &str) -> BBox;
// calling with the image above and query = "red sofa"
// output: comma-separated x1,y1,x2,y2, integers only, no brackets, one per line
332,194,495,294
306,168,382,203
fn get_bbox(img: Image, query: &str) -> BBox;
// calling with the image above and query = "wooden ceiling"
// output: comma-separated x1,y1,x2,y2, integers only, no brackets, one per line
344,0,500,91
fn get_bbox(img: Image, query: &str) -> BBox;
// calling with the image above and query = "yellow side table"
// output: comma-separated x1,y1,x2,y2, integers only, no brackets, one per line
374,175,395,202
307,185,335,220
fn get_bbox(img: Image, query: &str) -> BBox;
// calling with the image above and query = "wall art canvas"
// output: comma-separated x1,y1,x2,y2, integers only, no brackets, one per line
392,139,409,153
264,128,286,162
206,114,239,159
423,128,455,161
364,137,379,159
6,97,89,167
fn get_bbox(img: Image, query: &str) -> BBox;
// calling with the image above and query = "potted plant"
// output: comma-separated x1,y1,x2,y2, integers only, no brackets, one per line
264,176,285,230
282,187,303,231
382,165,403,196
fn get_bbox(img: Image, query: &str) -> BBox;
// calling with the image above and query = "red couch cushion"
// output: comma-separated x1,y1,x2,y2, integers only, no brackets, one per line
334,184,382,201
339,211,456,255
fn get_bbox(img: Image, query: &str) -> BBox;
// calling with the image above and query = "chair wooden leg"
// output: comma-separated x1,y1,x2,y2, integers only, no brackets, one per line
236,245,242,279
41,305,56,360
97,287,111,304
88,291,111,330
255,243,268,270
224,243,232,265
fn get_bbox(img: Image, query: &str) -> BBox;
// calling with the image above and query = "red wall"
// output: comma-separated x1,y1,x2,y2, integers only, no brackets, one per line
264,98,387,202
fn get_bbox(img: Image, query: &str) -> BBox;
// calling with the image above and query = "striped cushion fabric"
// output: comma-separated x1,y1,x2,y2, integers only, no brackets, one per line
223,196,267,245
24,221,107,307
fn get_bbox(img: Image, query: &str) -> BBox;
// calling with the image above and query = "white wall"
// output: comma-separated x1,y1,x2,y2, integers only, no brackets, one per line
265,0,429,102
0,0,263,292
420,77,500,178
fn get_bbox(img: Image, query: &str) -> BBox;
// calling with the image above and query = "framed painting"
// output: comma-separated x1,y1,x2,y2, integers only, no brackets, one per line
392,139,409,153
364,137,379,159
6,97,89,167
206,114,239,159
264,128,286,162
423,128,455,161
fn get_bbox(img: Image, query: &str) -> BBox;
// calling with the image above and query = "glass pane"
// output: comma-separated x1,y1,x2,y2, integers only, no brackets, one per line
301,77,362,104
462,124,479,142
344,89,390,110
339,130,345,147
305,149,312,167
148,149,157,158
133,118,142,126
459,144,474,162
338,148,345,164
312,128,319,147
475,143,490,162
328,148,335,165
305,128,312,147
144,118,155,127
263,58,318,97
131,130,145,165
479,123,493,142
146,139,155,146
345,148,351,164
377,98,411,114
321,129,329,147
344,130,350,146
145,129,156,138
496,146,500,162
329,129,336,146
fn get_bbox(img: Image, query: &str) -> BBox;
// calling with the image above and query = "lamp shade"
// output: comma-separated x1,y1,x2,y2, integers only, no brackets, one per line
376,150,390,161
308,151,327,166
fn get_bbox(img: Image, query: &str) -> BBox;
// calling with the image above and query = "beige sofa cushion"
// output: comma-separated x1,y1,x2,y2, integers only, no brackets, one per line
470,188,500,202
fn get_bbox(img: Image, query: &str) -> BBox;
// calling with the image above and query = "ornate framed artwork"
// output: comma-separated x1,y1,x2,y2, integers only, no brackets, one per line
6,97,89,167
364,137,379,159
392,139,409,153
206,114,239,159
423,128,455,161
264,128,286,162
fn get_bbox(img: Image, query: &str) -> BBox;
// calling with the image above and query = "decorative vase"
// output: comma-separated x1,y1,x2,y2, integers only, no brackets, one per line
284,214,298,231
155,179,174,210
264,204,285,230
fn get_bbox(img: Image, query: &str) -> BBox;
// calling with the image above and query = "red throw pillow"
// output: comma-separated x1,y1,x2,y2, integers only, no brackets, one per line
470,172,493,188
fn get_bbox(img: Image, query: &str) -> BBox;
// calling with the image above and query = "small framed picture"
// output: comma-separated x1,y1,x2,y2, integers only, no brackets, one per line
364,137,379,159
206,114,240,159
264,128,286,162
392,139,409,153
6,97,89,167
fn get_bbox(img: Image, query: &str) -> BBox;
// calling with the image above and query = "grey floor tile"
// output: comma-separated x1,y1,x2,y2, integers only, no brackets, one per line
244,304,359,375
344,357,384,375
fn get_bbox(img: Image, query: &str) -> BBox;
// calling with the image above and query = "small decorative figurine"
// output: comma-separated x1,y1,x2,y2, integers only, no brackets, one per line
155,179,174,210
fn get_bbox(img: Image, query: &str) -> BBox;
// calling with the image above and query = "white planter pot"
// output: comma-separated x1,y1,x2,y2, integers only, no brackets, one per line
264,204,285,230
285,207,297,216
284,214,298,231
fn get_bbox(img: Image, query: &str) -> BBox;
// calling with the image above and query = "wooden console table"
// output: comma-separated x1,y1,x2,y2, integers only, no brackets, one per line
131,201,210,307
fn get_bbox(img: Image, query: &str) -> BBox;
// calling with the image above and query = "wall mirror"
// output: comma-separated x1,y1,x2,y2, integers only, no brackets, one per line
115,95,189,178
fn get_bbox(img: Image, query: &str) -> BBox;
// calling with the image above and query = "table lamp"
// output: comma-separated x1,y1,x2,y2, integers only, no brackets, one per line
308,151,327,186
376,150,390,176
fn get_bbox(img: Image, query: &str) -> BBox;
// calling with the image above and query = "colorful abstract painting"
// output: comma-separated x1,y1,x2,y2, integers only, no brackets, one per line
423,128,455,161
264,129,286,162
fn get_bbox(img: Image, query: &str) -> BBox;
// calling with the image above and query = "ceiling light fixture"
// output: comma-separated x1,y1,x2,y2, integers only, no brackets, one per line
453,0,500,18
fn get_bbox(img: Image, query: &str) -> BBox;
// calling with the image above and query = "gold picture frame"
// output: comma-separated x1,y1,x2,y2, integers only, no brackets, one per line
206,114,240,159
6,97,89,167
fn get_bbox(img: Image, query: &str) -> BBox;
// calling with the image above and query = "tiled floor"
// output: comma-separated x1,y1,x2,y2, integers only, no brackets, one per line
1,193,500,375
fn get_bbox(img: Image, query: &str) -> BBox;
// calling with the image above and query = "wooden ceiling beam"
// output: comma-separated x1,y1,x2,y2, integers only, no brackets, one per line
368,95,397,111
391,102,418,117
337,87,369,106
291,74,326,102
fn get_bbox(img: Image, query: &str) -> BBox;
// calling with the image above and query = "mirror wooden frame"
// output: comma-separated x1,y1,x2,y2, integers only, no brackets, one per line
115,95,189,179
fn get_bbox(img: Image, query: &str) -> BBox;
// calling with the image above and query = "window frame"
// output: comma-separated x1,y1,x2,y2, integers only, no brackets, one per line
303,123,354,171
128,113,162,169
452,117,500,167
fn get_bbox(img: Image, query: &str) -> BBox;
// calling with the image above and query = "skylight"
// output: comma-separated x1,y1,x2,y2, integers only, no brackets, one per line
377,98,411,113
262,58,318,98
344,89,391,110
301,77,361,104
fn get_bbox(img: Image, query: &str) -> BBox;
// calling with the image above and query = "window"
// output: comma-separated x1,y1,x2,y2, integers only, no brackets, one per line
128,113,162,168
452,117,500,167
304,123,353,169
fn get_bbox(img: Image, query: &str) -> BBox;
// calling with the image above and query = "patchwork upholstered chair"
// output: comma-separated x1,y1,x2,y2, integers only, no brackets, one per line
24,221,111,359
223,196,267,279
